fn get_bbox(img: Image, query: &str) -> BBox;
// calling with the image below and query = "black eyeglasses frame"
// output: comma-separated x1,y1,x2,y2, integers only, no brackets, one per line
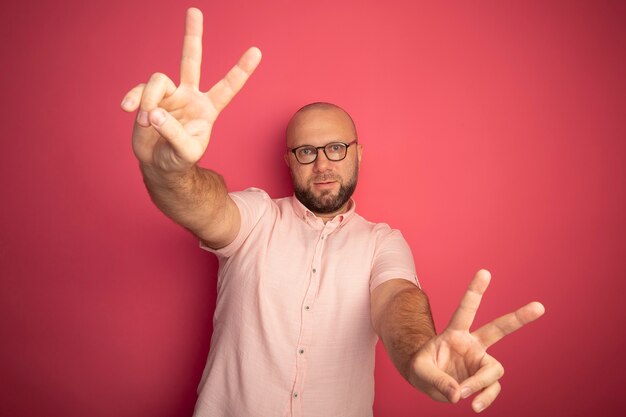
289,140,358,165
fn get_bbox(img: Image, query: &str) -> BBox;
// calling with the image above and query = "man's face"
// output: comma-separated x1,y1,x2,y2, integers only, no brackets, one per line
285,107,362,216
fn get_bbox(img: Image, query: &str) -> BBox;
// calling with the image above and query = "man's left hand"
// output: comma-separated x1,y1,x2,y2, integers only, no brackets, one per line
409,269,545,413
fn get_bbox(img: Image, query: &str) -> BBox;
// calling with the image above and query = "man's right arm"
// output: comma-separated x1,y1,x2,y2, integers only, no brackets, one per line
140,164,240,249
120,8,261,248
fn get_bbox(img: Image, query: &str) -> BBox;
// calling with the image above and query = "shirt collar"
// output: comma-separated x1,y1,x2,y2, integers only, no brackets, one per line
290,194,356,227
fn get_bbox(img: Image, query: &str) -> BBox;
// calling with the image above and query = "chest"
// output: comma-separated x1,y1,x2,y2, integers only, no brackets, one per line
222,217,376,329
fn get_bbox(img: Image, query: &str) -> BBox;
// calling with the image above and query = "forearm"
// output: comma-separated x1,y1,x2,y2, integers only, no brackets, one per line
376,286,436,380
140,163,232,239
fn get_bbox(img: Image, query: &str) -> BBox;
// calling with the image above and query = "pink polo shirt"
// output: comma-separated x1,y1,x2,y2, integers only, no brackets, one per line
193,188,418,417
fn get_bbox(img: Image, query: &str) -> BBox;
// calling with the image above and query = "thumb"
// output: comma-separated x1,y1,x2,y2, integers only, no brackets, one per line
148,108,189,152
416,366,462,403
433,370,461,403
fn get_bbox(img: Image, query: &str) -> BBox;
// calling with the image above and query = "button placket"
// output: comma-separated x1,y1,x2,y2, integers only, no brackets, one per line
291,227,328,414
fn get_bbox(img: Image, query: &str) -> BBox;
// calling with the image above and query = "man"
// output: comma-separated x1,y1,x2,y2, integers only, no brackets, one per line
121,8,544,417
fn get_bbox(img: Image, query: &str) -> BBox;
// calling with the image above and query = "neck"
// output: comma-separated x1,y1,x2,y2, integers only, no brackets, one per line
314,200,351,223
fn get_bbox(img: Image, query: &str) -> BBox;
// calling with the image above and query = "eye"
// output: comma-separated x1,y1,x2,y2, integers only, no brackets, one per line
297,147,315,156
328,143,344,153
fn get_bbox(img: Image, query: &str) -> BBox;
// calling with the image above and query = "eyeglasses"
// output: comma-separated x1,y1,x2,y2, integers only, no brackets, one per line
289,140,358,164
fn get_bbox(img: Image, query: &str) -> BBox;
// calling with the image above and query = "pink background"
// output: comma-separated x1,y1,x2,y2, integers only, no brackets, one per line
2,0,625,416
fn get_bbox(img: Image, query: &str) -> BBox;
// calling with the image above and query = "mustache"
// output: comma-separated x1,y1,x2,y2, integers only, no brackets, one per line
310,174,340,183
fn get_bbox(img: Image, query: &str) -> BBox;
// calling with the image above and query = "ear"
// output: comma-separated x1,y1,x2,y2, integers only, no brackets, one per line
283,152,291,167
357,143,363,165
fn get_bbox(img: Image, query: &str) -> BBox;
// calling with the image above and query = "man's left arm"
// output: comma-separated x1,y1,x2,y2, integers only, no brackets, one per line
371,279,452,401
371,279,435,376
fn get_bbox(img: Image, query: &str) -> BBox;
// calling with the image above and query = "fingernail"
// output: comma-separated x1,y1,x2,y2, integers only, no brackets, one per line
474,401,485,413
151,109,166,126
447,386,459,402
136,110,149,126
461,387,472,399
121,98,133,109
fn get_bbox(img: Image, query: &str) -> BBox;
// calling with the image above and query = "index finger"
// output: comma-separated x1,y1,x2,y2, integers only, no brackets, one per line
472,301,545,348
446,269,491,331
180,8,203,88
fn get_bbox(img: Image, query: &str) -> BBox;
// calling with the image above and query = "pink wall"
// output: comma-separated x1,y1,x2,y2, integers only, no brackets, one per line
1,0,625,416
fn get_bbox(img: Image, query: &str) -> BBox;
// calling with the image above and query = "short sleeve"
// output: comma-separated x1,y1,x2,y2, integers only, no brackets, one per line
369,227,420,292
199,187,271,258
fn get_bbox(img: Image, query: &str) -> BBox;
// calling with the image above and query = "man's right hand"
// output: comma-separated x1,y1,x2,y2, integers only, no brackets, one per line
118,7,259,249
120,7,262,173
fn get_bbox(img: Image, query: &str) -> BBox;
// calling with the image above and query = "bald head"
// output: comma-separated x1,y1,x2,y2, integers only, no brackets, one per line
283,102,362,217
286,102,358,148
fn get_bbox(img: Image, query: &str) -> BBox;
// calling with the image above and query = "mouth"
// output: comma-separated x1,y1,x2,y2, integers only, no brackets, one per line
313,180,338,188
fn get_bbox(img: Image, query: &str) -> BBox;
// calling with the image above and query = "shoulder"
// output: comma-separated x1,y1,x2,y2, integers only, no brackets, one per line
229,188,298,223
351,212,407,243
229,187,272,205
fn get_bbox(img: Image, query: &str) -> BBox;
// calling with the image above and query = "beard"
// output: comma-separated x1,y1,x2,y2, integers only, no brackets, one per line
293,165,359,214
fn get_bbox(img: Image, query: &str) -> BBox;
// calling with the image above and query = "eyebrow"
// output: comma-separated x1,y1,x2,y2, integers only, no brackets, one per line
288,140,351,150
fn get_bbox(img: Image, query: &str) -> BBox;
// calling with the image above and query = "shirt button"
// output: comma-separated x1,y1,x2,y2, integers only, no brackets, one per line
304,305,310,311
312,268,316,273
293,392,299,399
299,349,305,354
321,235,325,240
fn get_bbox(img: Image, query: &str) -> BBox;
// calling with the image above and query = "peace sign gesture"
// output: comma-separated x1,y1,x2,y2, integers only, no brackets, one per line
409,270,545,412
120,8,261,172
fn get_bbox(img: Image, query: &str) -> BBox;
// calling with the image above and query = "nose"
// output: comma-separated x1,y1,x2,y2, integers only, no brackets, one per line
312,149,333,172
